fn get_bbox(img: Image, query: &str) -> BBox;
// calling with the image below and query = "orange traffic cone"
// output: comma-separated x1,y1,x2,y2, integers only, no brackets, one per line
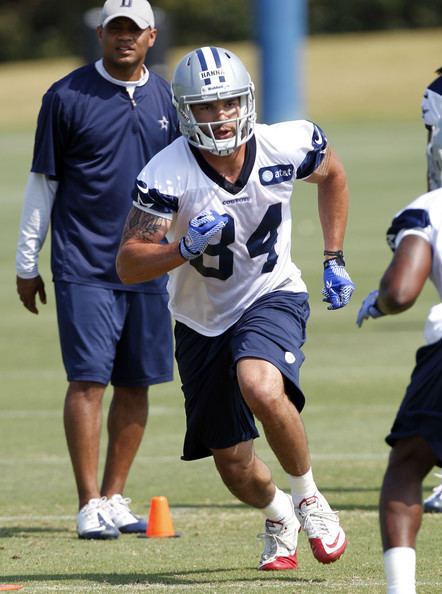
146,496,179,538
0,586,23,591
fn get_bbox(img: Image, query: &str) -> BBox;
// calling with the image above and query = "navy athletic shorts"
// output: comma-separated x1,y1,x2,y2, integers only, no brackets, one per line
174,290,310,461
386,338,442,465
54,281,173,387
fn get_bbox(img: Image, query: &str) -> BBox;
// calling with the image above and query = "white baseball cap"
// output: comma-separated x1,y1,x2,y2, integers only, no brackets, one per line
101,0,155,30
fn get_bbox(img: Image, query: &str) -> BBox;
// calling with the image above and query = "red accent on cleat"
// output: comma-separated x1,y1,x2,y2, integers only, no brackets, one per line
258,496,300,571
259,551,298,571
295,492,347,564
309,534,347,564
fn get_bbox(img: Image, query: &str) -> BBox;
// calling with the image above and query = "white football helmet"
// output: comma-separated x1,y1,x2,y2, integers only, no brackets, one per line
171,46,256,156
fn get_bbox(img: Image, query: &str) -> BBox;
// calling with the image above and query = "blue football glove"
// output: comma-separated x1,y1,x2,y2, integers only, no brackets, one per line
356,289,385,327
179,209,228,260
322,257,355,310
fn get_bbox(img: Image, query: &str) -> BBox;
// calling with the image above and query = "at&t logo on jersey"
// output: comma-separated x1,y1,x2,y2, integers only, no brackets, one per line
259,164,294,186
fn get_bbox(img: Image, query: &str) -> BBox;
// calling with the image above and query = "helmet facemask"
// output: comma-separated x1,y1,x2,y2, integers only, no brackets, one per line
177,89,255,156
172,47,256,156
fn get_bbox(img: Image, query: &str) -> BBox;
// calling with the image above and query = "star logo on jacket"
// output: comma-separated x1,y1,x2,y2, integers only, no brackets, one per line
158,116,169,130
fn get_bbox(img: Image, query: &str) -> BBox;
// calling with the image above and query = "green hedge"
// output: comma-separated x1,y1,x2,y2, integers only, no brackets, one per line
0,0,441,62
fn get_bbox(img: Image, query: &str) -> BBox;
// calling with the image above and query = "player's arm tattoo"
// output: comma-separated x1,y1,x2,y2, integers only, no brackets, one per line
121,207,168,244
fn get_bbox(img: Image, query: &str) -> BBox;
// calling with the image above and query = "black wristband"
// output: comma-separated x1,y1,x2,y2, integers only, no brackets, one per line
323,250,344,258
323,252,345,268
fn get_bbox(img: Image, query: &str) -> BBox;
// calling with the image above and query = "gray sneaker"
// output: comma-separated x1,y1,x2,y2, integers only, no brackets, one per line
107,494,147,533
424,476,442,513
76,497,120,540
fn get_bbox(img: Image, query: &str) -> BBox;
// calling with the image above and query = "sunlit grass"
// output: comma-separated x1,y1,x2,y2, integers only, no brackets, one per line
1,28,441,593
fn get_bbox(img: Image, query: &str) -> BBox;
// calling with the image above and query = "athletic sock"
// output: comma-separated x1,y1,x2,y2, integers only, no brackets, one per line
384,547,416,594
261,486,293,522
287,468,318,506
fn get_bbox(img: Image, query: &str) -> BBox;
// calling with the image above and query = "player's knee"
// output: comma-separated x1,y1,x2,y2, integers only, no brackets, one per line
244,385,283,420
237,361,286,418
66,380,106,401
220,461,248,487
212,441,255,483
387,436,435,480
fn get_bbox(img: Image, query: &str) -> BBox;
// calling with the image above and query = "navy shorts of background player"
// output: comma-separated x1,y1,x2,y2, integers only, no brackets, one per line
386,338,442,464
55,282,173,387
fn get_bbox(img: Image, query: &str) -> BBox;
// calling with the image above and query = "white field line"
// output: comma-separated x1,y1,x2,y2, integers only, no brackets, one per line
0,364,413,377
0,515,73,521
0,406,175,419
0,452,388,466
0,582,387,591
0,509,379,523
0,455,180,465
0,404,398,416
5,580,442,591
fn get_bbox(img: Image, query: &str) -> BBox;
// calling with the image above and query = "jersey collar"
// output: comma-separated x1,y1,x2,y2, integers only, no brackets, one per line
189,135,256,195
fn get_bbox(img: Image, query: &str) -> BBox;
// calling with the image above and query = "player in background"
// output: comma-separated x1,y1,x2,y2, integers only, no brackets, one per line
419,67,442,514
356,187,442,593
117,46,354,570
15,0,179,539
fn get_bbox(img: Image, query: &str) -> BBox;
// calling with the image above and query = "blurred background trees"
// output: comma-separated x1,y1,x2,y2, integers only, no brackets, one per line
0,0,440,63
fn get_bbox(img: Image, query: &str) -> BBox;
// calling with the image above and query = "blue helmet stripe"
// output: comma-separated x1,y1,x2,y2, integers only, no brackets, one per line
210,47,226,82
196,48,211,86
210,47,221,67
196,47,226,86
196,48,208,71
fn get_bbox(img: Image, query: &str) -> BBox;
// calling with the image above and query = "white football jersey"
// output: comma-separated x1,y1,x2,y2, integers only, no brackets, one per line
388,188,442,343
135,121,327,336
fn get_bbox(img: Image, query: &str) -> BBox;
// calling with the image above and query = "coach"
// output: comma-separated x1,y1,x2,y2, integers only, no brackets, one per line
15,0,179,539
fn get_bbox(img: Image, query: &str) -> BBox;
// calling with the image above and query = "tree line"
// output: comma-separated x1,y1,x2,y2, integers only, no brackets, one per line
0,0,441,63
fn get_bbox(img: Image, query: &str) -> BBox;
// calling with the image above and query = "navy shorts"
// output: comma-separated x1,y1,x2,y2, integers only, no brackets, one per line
386,338,442,465
54,281,173,387
175,291,310,461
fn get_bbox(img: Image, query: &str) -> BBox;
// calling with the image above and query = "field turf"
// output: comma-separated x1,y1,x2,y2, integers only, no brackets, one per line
1,28,442,593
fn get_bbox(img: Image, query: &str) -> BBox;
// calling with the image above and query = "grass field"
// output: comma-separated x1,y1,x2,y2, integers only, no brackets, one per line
1,28,442,593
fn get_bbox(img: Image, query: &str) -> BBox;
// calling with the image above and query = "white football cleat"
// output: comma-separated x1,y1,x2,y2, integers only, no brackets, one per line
77,497,120,540
295,492,347,564
258,497,300,571
423,476,442,513
107,494,147,533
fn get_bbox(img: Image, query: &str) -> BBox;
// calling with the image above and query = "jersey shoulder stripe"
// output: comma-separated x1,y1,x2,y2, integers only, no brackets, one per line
134,182,177,217
254,120,328,180
386,209,430,250
296,122,327,179
428,75,442,96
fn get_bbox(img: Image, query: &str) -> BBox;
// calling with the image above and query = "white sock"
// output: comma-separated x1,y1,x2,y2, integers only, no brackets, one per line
287,468,318,505
261,486,293,522
384,547,416,594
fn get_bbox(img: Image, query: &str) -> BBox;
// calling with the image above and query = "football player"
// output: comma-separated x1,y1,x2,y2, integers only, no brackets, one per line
357,186,442,594
419,67,442,516
117,46,354,570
